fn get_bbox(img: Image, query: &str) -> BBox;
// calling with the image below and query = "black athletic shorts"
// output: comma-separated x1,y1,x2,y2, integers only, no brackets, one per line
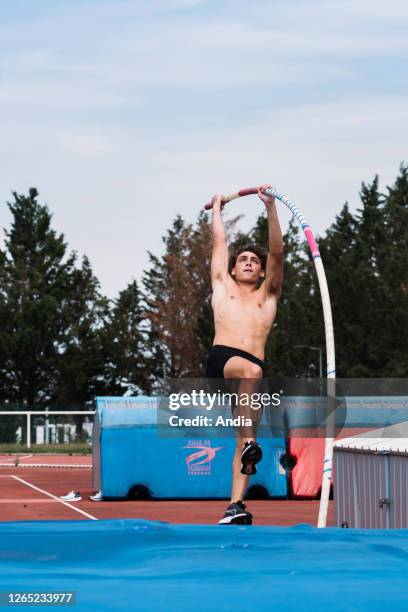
206,345,266,379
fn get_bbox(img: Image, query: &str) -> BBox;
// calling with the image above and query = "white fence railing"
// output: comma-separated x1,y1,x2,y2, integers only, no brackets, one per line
0,411,96,448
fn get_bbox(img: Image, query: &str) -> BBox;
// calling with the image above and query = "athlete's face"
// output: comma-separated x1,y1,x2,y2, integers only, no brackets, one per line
231,251,265,283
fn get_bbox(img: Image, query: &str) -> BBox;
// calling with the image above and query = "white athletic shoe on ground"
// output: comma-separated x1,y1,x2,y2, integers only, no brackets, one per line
89,491,103,502
60,491,82,502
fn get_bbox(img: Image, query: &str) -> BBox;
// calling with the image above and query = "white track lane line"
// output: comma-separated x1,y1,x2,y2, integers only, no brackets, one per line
12,475,98,521
0,454,33,464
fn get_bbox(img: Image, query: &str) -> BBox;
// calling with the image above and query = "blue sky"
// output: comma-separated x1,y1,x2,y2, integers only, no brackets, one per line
1,0,407,297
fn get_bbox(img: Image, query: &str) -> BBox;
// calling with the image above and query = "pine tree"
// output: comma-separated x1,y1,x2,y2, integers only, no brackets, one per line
319,171,406,377
101,280,152,395
267,220,323,377
1,189,77,406
379,166,408,375
318,203,360,376
0,248,10,399
189,211,214,356
52,256,109,407
350,177,386,376
0,189,108,412
0,246,18,441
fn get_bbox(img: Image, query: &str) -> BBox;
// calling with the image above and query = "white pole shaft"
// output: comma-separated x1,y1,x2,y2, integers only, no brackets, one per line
265,188,336,528
313,259,336,528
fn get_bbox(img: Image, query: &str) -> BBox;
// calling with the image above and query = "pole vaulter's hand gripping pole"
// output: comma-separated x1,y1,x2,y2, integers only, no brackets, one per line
205,187,336,528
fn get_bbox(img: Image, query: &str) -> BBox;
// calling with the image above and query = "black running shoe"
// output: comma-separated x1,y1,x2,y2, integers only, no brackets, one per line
241,441,263,475
218,501,253,525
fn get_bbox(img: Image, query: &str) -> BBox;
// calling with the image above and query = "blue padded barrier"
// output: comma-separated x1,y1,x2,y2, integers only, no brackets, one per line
93,397,287,499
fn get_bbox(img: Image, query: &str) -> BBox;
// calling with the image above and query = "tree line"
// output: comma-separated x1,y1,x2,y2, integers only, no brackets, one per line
1,167,407,419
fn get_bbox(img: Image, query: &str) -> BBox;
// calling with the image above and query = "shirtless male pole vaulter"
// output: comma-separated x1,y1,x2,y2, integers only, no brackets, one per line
206,185,284,525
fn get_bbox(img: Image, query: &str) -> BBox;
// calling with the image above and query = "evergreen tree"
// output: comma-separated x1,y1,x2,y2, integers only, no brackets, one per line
101,280,152,395
379,166,408,375
0,248,11,400
141,250,168,385
0,251,17,440
189,211,214,355
318,203,360,376
319,170,406,377
1,189,76,406
52,256,109,407
0,189,108,411
350,177,386,376
265,219,323,377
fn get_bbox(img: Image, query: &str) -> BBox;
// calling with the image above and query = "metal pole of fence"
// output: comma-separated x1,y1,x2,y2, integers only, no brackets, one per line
45,406,49,444
27,412,31,449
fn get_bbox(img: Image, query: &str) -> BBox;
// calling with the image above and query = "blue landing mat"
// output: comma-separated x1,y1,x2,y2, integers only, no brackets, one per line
1,520,408,611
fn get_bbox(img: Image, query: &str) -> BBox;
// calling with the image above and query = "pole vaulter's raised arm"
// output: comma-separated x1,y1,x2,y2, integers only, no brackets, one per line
210,194,229,288
258,185,284,299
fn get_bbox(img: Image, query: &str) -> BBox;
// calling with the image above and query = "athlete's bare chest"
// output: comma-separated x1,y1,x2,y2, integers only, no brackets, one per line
225,291,264,315
213,284,275,324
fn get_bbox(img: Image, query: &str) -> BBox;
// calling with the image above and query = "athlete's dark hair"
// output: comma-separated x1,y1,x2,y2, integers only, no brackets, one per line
229,243,268,273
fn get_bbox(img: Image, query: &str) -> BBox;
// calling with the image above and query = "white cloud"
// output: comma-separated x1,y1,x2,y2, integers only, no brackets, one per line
0,0,407,297
1,1,407,96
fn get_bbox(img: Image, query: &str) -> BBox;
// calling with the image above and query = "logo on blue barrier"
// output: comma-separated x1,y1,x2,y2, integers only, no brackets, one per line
183,440,222,476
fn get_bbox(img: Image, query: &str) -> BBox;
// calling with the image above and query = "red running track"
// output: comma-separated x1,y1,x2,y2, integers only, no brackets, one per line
0,453,92,468
0,455,334,526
